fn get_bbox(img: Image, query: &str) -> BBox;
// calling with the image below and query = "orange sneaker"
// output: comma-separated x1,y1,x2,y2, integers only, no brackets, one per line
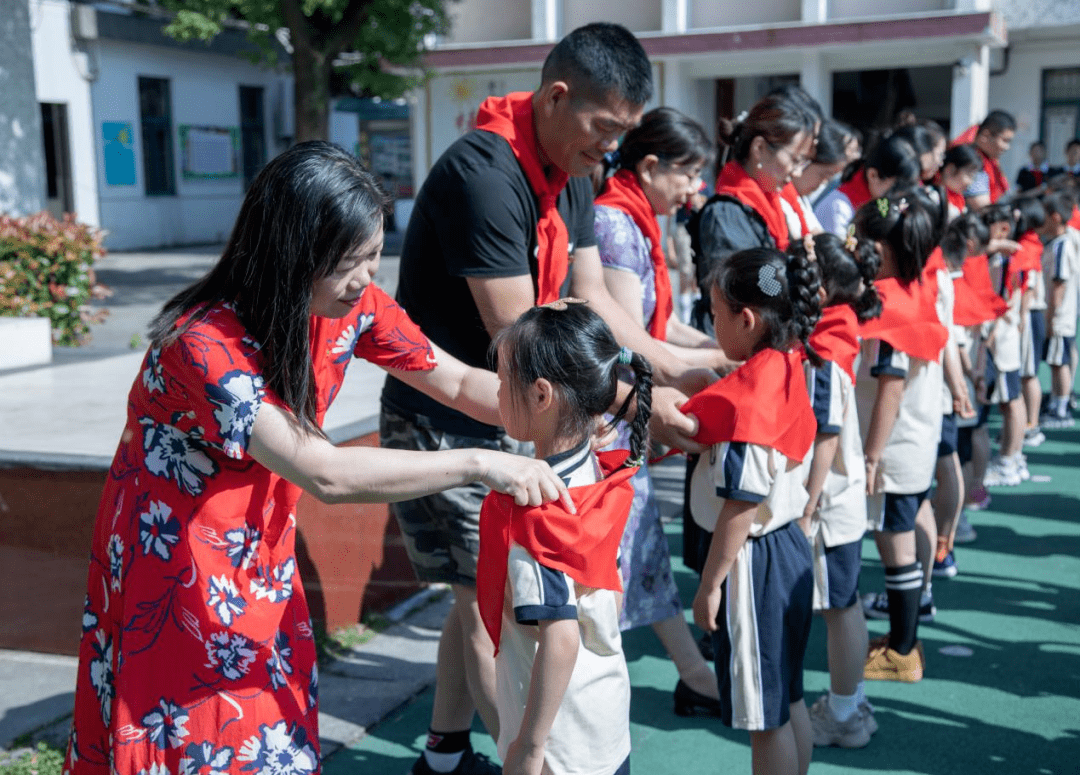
864,640,925,682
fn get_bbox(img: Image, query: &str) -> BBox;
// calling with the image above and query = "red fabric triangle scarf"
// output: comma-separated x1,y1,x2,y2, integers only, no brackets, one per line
1007,231,1043,294
859,276,948,362
1069,206,1080,231
476,92,570,305
477,450,637,655
921,246,947,303
837,170,874,213
594,170,673,340
947,188,966,214
952,125,1009,203
680,348,815,462
715,160,790,250
953,254,1007,326
780,183,809,237
809,304,860,384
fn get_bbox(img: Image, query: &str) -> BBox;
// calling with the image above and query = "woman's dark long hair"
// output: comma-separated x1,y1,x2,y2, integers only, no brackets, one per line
717,92,816,165
609,106,714,174
840,131,921,188
493,303,652,468
150,141,386,435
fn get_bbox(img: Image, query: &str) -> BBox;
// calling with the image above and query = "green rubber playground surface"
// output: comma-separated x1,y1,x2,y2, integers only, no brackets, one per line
325,413,1080,775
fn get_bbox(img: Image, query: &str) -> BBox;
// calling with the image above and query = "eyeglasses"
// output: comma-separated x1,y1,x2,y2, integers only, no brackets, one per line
768,143,811,176
665,162,705,186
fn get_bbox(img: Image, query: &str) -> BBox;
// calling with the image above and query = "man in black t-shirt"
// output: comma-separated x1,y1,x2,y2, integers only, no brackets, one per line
380,23,706,775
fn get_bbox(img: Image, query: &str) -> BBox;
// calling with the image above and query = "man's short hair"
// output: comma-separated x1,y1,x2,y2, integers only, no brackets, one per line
1066,139,1080,152
541,23,653,107
1030,140,1046,151
979,109,1017,137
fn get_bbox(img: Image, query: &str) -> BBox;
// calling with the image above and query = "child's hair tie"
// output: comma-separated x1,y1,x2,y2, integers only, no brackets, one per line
758,263,783,297
802,233,816,261
625,454,645,467
617,346,633,365
896,197,909,214
876,197,890,218
844,224,858,253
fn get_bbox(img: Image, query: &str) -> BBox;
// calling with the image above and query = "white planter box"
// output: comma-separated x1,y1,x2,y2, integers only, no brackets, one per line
0,317,52,369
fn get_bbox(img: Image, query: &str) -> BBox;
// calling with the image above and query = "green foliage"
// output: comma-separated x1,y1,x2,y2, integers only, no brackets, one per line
0,212,108,346
160,0,451,100
0,743,65,775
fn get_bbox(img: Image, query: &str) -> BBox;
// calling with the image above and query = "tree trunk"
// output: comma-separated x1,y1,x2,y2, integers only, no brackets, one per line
292,45,333,142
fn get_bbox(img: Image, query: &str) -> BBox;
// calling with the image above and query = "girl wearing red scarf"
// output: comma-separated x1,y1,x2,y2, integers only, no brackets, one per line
940,144,982,221
797,232,883,747
815,133,922,239
477,302,650,775
593,106,726,715
852,192,948,685
684,246,821,775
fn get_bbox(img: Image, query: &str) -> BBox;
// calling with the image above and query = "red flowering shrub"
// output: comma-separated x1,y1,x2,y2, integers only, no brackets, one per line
0,211,108,346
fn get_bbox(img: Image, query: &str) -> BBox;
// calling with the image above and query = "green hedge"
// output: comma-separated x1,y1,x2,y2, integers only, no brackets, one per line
0,211,107,346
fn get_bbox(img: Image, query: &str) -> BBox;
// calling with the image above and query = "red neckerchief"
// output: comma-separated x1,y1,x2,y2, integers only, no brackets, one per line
809,304,860,384
837,170,874,213
475,92,570,305
947,188,967,214
681,348,815,462
477,449,637,655
1007,231,1043,294
595,170,673,340
952,125,1008,203
1070,206,1080,231
780,183,809,237
715,160,790,250
859,276,948,362
954,254,1008,326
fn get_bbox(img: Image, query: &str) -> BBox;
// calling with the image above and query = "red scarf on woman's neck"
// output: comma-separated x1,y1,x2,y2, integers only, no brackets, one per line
476,450,637,655
837,169,874,213
595,170,673,340
476,92,570,305
953,125,1009,203
715,160,790,250
859,276,948,362
809,304,860,384
681,348,815,462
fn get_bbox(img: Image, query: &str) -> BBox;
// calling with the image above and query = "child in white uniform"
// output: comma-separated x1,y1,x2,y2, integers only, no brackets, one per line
1039,190,1080,428
684,246,822,775
477,300,652,775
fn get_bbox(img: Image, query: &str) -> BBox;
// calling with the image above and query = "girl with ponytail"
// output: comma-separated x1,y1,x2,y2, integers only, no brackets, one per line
851,191,948,685
680,247,822,774
476,299,650,775
793,232,881,747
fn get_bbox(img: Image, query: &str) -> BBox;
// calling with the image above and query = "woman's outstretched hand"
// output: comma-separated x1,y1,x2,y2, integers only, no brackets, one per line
478,450,576,513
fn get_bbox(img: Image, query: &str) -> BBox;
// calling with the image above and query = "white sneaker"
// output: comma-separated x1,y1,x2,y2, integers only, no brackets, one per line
983,457,1021,487
1023,427,1046,447
809,695,871,748
1015,454,1031,481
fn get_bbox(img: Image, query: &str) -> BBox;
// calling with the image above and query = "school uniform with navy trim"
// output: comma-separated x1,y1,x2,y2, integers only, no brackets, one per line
855,340,942,532
495,441,631,775
689,441,813,731
1043,229,1080,366
984,254,1023,403
804,358,867,610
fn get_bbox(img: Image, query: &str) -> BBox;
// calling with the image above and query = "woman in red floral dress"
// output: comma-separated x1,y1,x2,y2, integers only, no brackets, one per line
65,142,571,775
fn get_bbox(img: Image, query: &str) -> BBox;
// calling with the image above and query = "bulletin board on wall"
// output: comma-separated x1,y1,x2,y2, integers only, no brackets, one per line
179,125,241,179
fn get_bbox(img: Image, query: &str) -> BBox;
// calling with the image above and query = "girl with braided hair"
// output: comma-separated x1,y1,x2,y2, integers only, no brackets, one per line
682,247,822,775
476,300,651,775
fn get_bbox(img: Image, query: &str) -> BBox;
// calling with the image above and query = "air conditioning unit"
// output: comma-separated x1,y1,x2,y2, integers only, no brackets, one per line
71,4,98,40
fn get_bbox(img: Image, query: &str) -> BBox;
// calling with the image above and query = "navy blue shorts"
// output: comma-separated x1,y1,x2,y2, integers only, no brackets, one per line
938,413,959,458
713,521,813,731
1044,334,1075,367
870,489,930,532
1023,310,1047,377
985,355,1021,404
812,537,862,610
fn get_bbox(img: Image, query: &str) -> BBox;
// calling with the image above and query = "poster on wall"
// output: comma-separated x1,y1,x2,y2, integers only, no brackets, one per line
102,121,137,186
179,125,241,179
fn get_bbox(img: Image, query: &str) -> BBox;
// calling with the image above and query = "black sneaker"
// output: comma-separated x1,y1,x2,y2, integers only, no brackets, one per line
409,748,501,775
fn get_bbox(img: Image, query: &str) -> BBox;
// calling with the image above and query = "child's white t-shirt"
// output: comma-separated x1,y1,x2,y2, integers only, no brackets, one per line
813,188,855,239
689,439,810,537
495,442,631,775
855,340,943,494
935,269,958,414
987,254,1022,372
1044,229,1080,338
806,359,867,547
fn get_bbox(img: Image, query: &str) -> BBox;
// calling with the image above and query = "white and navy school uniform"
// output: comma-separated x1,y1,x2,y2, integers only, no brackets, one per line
1042,229,1080,366
1023,256,1048,378
935,268,961,457
984,254,1024,404
495,441,631,775
855,340,943,532
689,441,813,731
805,358,867,611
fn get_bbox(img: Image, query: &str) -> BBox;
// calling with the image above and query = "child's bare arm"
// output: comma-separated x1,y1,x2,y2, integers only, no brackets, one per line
504,619,580,775
864,375,904,495
800,432,840,533
693,499,757,632
1048,279,1066,337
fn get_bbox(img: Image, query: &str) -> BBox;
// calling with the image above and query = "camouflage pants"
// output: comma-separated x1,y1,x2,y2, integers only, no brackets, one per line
379,406,533,586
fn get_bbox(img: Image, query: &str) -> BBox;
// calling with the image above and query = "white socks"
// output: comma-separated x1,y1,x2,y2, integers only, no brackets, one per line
828,690,860,722
423,751,464,773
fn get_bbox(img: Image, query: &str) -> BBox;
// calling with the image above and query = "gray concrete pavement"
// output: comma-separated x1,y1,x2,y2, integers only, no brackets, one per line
0,232,452,757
